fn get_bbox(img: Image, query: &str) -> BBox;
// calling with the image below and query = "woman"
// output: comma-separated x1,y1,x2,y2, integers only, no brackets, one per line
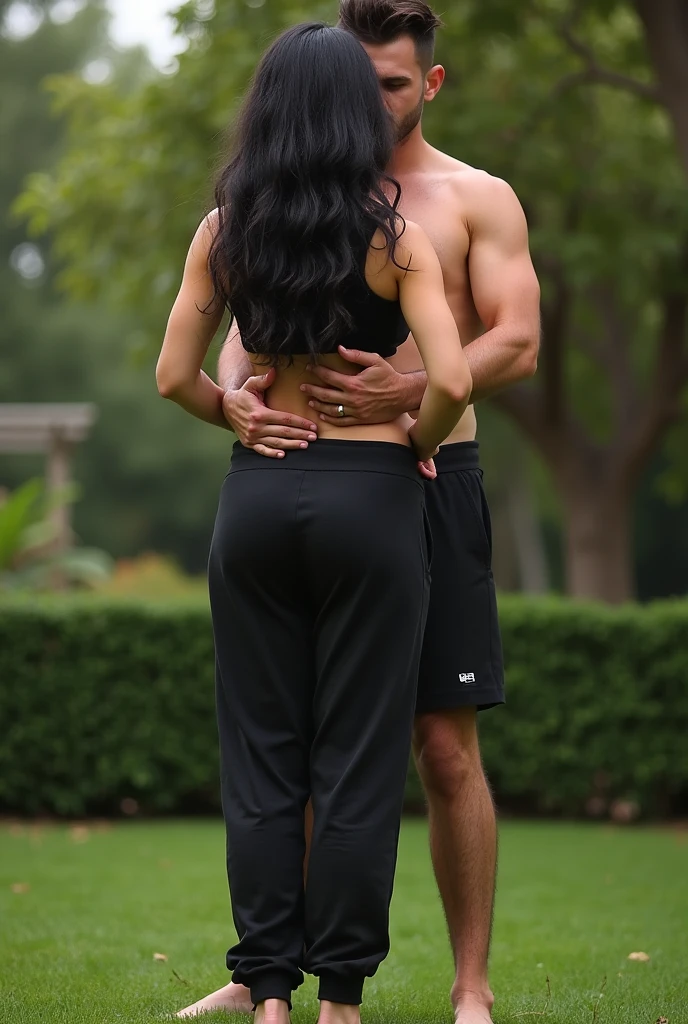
157,22,471,1024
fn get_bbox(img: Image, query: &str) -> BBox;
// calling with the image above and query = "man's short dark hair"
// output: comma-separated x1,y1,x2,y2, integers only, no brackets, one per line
338,0,443,71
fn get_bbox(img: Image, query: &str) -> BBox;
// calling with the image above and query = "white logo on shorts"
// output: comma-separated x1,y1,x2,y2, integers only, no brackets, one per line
459,672,476,684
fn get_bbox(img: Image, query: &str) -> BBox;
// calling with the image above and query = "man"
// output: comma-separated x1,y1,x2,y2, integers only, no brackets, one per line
179,2,540,1021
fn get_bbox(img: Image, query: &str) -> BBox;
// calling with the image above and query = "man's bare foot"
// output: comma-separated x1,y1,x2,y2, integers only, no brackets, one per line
453,989,495,1024
254,998,290,1024
176,980,253,1017
316,1000,361,1024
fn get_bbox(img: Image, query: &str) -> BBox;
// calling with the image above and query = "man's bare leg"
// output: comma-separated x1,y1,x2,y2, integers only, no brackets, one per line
413,708,497,1024
177,801,315,1017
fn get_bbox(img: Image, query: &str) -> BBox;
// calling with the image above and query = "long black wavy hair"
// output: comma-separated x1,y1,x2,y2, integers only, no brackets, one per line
208,22,405,362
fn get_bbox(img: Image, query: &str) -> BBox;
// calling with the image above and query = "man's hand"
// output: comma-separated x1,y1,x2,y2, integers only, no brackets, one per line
299,346,415,425
222,368,318,459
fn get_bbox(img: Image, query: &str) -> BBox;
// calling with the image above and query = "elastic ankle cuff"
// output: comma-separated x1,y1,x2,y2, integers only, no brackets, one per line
249,971,294,1010
318,974,364,1005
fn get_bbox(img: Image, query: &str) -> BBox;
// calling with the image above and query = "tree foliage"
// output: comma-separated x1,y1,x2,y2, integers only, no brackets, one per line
13,0,688,597
0,2,235,571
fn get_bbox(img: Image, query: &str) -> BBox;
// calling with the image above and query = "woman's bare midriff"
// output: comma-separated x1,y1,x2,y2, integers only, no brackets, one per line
248,352,414,446
389,336,477,445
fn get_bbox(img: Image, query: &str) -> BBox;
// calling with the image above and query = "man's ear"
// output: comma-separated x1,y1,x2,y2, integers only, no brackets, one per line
424,64,445,102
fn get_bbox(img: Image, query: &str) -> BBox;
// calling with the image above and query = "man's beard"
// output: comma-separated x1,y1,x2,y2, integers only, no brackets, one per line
394,92,424,143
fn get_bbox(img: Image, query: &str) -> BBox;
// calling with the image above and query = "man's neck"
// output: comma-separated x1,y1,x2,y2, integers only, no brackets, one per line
387,125,431,177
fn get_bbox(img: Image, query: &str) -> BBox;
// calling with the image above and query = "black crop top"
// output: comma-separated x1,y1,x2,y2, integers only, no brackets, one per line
236,233,410,359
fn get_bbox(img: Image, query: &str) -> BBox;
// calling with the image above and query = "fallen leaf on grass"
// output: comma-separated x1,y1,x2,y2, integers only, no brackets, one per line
11,883,30,894
153,952,168,962
656,1017,668,1023
627,951,650,962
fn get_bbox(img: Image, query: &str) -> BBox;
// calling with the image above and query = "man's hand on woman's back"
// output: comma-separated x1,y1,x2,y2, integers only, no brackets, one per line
222,369,318,459
299,346,422,425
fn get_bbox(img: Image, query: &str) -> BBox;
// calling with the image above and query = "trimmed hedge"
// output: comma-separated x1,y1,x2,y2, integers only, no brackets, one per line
1,596,687,818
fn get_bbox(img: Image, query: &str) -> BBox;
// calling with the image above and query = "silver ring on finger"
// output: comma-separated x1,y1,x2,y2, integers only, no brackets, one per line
336,404,346,418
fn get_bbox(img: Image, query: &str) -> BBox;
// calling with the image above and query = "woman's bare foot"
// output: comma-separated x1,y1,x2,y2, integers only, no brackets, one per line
254,998,290,1024
316,1000,361,1024
176,980,254,1017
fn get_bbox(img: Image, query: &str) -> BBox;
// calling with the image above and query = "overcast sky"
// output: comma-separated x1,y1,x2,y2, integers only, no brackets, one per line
2,0,187,68
107,0,187,68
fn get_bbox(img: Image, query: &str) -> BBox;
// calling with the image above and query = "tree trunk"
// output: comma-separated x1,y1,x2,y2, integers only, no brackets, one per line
507,465,550,593
635,0,688,179
490,495,522,593
561,482,634,603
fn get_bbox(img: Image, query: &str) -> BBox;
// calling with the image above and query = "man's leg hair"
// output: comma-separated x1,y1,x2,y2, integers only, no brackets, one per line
413,707,497,1023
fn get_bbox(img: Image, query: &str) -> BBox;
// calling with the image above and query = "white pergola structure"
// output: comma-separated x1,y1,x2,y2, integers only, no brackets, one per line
0,404,97,552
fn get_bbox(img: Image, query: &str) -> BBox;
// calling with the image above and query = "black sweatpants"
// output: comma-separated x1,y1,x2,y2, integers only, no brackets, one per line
208,439,431,1009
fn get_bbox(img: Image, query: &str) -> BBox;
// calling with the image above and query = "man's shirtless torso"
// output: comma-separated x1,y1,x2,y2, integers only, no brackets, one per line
294,136,538,449
243,149,484,449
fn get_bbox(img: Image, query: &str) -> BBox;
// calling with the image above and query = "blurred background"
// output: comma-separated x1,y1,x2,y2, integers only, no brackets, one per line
2,0,687,602
3,9,687,1021
1,0,687,824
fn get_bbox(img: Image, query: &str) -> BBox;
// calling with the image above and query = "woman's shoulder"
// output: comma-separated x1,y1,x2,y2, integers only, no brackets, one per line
398,218,433,256
193,208,220,249
392,218,436,276
184,209,221,270
365,218,436,289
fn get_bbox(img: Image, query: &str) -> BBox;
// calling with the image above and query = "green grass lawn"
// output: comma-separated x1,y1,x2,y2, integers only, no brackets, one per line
1,819,686,1023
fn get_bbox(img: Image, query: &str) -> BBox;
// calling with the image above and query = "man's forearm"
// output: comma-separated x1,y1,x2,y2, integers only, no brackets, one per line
402,324,538,410
400,370,427,412
217,323,253,391
462,323,539,402
399,323,538,411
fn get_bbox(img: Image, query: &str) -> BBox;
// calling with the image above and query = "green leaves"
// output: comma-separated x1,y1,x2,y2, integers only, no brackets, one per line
2,594,687,816
0,478,43,570
15,0,336,337
8,0,688,594
0,478,113,590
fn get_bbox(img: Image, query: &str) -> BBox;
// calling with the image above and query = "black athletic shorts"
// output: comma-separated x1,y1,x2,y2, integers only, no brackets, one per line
416,441,505,714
